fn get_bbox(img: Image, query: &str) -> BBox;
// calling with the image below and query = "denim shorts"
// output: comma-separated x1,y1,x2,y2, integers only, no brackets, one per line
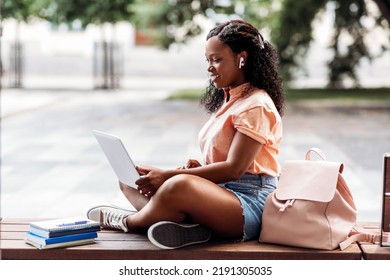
218,173,277,241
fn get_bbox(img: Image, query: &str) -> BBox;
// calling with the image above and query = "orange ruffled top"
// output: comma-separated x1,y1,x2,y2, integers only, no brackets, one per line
198,83,283,177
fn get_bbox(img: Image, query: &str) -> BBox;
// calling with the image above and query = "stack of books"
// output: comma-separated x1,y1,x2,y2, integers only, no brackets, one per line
25,216,101,249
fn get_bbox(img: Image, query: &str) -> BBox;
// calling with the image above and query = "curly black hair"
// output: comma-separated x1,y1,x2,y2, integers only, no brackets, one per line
200,20,285,116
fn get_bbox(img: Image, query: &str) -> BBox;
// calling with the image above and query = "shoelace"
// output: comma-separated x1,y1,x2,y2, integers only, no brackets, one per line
101,210,129,232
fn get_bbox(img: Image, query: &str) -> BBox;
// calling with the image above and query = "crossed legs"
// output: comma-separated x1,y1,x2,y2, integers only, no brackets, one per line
120,174,244,239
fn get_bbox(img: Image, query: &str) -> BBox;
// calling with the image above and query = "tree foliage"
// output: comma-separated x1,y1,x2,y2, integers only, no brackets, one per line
327,0,389,88
131,0,389,88
2,0,389,88
131,0,217,48
1,0,44,22
38,0,135,28
276,0,390,88
130,0,276,49
1,0,135,28
272,0,328,83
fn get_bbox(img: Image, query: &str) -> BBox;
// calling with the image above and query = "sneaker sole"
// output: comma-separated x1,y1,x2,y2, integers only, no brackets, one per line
147,221,211,249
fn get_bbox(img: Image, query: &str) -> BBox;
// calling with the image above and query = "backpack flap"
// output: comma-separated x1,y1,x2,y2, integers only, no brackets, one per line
276,160,344,202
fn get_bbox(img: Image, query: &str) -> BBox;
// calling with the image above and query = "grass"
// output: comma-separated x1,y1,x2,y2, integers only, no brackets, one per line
285,87,390,101
168,87,390,101
168,88,203,101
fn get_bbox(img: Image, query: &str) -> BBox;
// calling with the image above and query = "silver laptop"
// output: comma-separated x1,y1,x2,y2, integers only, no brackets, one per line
93,130,140,188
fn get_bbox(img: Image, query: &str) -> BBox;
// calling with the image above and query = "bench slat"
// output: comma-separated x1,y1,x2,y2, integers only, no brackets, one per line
359,244,390,260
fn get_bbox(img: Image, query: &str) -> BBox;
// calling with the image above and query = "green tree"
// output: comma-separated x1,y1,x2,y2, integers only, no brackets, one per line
1,0,45,87
39,0,136,89
276,0,390,88
130,0,276,49
131,0,216,49
1,0,45,41
1,0,43,22
2,0,137,89
133,0,389,89
272,0,328,85
40,0,134,38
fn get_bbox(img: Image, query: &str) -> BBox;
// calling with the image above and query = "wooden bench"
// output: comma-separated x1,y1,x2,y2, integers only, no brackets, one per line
1,219,362,260
359,244,390,260
355,222,390,260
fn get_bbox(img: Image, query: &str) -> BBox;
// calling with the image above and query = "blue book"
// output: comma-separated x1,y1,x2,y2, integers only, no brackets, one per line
30,224,101,238
29,216,101,236
25,237,96,250
26,231,98,246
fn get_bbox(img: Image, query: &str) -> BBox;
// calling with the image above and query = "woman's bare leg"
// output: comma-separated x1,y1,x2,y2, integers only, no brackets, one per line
124,174,244,239
119,182,150,211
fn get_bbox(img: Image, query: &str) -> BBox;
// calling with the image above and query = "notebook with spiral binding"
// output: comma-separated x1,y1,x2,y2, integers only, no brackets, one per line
29,216,100,234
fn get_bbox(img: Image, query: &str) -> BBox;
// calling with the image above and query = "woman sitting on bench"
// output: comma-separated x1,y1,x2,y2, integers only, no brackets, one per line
87,19,285,249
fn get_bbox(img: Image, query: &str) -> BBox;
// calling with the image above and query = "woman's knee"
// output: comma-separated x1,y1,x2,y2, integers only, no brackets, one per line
157,174,197,200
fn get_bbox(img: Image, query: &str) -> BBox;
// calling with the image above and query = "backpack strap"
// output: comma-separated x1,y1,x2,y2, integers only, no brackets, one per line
339,227,390,250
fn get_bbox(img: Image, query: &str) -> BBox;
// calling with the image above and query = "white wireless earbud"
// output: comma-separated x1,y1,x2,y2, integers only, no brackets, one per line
239,57,244,69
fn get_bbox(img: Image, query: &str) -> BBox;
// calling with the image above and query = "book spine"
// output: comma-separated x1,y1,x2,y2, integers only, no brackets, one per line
25,238,96,250
46,232,98,244
27,231,98,245
29,226,101,238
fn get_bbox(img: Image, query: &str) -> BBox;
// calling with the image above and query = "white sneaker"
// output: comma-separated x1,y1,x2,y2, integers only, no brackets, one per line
147,221,212,249
86,204,136,232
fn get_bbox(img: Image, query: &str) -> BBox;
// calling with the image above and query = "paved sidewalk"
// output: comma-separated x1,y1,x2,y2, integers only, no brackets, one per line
1,84,389,223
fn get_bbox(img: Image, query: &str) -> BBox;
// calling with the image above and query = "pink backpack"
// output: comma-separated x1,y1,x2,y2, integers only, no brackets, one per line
259,148,380,250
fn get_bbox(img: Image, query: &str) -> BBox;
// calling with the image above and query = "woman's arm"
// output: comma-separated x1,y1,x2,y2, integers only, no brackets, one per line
180,131,262,182
136,131,262,196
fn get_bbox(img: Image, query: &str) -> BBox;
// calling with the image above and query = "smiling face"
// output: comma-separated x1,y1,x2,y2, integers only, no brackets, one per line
205,36,247,89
